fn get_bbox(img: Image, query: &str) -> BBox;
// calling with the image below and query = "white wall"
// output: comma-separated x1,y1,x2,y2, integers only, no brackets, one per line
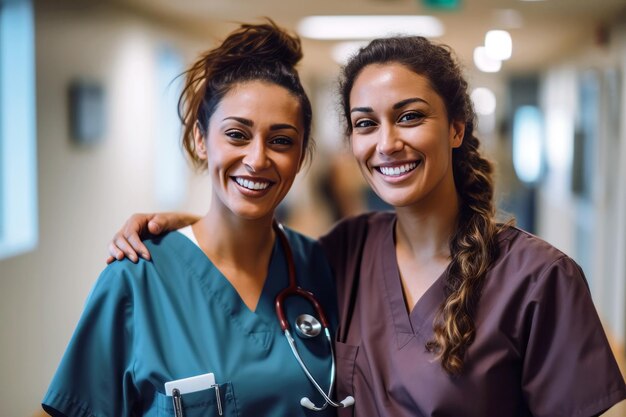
611,20,626,344
0,2,210,416
537,19,626,343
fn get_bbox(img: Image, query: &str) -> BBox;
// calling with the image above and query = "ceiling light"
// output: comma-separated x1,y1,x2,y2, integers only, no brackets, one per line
473,47,501,73
297,15,444,40
471,88,496,115
485,30,512,61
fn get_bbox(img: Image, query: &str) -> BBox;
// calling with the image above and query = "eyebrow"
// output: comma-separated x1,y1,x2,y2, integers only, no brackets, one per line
222,117,300,133
393,97,427,109
350,97,428,114
350,106,373,114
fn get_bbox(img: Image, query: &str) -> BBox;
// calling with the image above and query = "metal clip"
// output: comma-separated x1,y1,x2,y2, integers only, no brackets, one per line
212,384,223,416
172,388,184,417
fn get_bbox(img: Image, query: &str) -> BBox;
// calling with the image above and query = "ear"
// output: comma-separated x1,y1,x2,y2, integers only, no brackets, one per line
449,120,465,149
193,123,208,160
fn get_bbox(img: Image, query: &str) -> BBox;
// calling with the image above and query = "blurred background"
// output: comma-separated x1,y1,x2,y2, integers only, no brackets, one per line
1,0,626,415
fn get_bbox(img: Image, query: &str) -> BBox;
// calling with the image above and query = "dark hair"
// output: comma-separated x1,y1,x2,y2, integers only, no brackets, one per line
179,19,313,170
339,36,500,374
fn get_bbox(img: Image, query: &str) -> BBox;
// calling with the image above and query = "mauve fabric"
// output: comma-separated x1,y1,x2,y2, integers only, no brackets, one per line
319,211,626,417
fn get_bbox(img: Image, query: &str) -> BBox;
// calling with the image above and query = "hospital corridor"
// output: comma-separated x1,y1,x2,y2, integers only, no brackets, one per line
1,0,626,415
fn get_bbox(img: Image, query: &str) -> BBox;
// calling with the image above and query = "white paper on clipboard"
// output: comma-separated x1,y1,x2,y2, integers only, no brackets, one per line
164,372,216,396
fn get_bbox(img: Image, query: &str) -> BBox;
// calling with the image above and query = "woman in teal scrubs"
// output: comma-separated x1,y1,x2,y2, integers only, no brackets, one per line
42,21,338,417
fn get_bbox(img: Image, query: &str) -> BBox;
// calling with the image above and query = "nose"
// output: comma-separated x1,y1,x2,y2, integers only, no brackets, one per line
242,138,271,171
376,124,403,155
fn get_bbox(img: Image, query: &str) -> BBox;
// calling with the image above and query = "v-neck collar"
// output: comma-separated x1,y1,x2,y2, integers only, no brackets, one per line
380,216,447,349
171,230,287,347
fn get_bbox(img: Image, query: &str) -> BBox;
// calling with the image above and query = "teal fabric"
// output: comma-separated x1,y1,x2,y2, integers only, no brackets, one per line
42,228,338,417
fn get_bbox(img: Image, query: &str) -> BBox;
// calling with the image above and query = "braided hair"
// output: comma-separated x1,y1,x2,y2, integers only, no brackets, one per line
339,36,500,374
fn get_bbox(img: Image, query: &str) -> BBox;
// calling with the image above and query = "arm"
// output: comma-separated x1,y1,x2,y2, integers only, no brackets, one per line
42,265,138,416
519,256,626,416
106,212,200,264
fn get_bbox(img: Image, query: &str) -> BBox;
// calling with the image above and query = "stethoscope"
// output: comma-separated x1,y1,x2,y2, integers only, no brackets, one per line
273,222,355,411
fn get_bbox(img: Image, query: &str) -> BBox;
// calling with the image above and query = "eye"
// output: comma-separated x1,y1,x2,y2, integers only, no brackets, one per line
398,111,425,123
269,136,294,146
225,130,247,141
353,119,377,129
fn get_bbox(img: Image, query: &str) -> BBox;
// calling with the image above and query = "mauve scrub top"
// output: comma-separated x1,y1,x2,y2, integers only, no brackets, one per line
319,211,626,417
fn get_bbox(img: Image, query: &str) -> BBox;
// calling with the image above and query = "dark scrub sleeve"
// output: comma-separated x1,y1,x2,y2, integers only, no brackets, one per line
42,263,138,417
519,256,626,417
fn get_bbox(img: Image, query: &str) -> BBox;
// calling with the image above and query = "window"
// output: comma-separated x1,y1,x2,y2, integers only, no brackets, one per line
0,0,37,260
154,45,187,208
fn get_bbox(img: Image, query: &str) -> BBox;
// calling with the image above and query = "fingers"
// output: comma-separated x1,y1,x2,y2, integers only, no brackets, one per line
106,212,157,264
148,212,201,235
147,219,162,235
127,233,151,261
106,243,124,264
109,234,140,263
106,212,199,265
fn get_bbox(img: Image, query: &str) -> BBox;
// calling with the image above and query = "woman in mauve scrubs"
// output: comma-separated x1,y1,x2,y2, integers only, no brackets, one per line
108,35,626,417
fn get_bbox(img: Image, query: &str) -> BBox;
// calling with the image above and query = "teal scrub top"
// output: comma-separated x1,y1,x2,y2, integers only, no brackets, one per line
42,227,338,417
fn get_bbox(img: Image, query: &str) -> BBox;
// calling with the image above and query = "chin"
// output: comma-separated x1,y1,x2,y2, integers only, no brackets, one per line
231,206,275,221
380,197,413,208
370,187,415,208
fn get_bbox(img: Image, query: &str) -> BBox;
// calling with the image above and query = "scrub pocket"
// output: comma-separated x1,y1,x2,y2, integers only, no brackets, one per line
156,382,239,417
334,341,358,417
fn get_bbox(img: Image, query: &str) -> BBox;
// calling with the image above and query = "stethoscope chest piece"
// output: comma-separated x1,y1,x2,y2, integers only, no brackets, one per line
295,314,322,338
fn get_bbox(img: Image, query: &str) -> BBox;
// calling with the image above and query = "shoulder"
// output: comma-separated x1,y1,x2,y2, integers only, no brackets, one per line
143,230,191,258
281,226,327,264
320,211,395,248
333,210,395,231
105,231,185,273
496,225,580,269
491,225,588,295
317,211,394,280
96,231,191,294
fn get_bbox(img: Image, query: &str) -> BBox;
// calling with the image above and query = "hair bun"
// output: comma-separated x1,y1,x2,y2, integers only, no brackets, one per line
217,19,303,69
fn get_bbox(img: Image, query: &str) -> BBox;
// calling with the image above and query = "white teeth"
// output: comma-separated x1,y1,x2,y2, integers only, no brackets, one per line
379,162,418,177
235,177,270,190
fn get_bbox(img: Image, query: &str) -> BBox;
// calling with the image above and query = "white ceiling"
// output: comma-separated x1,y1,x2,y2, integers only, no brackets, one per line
114,0,626,77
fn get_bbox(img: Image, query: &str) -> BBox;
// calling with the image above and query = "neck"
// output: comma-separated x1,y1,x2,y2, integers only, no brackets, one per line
194,207,276,269
394,187,460,262
191,205,278,312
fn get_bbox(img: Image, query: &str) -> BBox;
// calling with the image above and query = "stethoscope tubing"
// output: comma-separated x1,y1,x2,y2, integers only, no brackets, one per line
274,222,330,331
273,221,354,410
284,328,339,410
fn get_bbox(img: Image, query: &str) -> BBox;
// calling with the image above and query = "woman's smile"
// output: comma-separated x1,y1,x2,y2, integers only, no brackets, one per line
232,175,274,193
374,161,421,181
